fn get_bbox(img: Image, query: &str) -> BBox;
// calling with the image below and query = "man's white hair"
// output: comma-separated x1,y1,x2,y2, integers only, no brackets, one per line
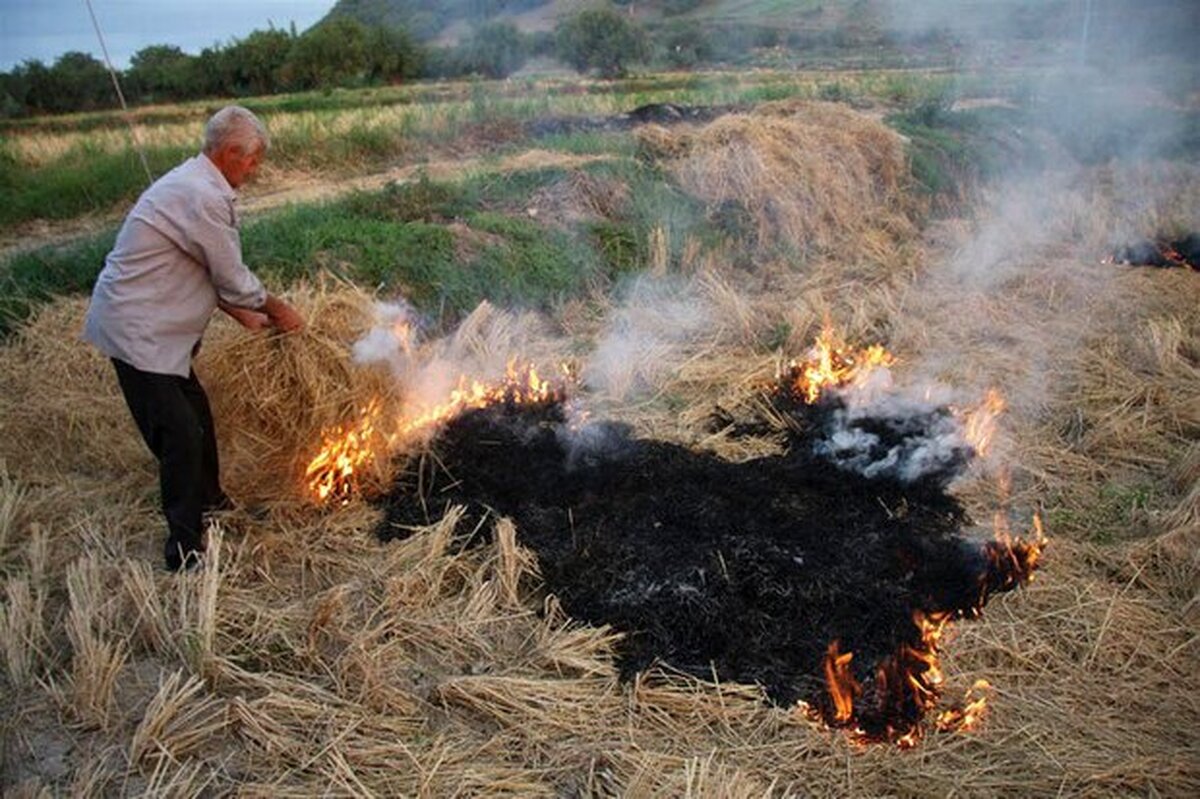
203,106,269,155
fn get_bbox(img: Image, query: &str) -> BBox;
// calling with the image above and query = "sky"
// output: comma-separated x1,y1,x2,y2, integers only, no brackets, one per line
0,0,335,70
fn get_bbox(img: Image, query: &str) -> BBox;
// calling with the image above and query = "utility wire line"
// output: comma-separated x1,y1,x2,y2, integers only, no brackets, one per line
84,0,154,185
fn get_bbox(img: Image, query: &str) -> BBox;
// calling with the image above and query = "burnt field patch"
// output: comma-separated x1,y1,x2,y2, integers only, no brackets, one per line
378,395,1038,741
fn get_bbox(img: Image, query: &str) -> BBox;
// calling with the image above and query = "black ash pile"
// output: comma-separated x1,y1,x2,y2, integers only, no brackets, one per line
527,102,740,138
1107,233,1200,269
377,380,1040,742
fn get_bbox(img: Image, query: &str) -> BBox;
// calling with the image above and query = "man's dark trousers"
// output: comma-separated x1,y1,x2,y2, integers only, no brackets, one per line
112,358,225,570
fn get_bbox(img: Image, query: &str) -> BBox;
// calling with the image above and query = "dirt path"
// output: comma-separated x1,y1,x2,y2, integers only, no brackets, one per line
0,149,617,261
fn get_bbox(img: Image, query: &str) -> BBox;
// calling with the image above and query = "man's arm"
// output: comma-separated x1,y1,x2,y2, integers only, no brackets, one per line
219,295,304,333
218,300,270,331
259,293,305,332
182,196,304,333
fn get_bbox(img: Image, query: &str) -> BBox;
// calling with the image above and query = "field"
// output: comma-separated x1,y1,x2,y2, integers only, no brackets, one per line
1,64,1197,796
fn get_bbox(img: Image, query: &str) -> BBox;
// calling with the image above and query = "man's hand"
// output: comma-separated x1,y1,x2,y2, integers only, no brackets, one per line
219,301,271,331
260,294,305,333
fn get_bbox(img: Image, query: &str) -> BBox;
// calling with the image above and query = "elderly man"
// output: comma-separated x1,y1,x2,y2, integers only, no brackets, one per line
84,105,303,571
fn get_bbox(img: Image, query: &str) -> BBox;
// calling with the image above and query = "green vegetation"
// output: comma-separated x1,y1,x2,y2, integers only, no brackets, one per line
0,151,735,335
0,166,647,333
588,221,647,276
0,141,195,227
887,94,1200,209
0,70,822,229
556,8,650,79
8,59,1195,331
0,231,116,333
460,22,529,80
1047,479,1165,545
246,172,610,313
0,17,423,118
886,101,1036,208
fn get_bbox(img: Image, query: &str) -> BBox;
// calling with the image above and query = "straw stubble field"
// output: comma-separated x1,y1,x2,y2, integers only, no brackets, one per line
0,101,1197,796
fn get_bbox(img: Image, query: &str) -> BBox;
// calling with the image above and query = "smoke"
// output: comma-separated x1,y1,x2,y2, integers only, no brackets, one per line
345,272,720,464
402,302,560,412
813,406,971,484
352,299,421,368
581,274,714,404
878,1,1199,436
549,274,715,464
804,366,989,486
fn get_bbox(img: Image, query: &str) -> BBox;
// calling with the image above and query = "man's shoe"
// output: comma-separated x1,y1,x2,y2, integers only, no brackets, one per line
165,540,204,572
203,492,237,514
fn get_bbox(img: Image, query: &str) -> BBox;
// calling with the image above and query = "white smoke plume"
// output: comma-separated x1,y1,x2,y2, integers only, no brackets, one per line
352,299,421,368
582,274,713,404
878,2,1197,443
398,301,560,415
808,365,992,485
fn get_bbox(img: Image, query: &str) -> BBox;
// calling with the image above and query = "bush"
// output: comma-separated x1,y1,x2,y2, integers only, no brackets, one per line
282,18,370,90
657,21,713,68
365,25,424,83
556,8,649,79
225,29,294,96
463,22,528,79
13,52,114,115
126,45,194,102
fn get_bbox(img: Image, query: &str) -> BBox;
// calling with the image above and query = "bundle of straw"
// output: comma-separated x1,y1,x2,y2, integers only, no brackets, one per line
198,281,401,504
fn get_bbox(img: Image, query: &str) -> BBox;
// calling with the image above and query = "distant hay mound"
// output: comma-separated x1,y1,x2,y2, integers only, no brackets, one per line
637,101,909,253
197,283,400,504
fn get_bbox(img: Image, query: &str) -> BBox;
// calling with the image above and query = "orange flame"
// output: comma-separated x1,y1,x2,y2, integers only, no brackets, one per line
304,360,568,504
392,360,562,441
304,398,385,505
960,388,1005,457
807,517,1043,748
783,327,895,404
978,510,1045,605
937,679,992,732
823,641,861,723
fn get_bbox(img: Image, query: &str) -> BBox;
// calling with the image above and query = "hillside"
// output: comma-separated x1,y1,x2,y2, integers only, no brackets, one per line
322,0,1199,58
321,0,871,43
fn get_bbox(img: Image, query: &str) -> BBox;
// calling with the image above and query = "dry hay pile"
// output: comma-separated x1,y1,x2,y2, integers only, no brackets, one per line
0,282,402,509
637,100,912,256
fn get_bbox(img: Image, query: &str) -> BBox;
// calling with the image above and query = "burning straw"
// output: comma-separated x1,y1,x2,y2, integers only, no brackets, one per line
197,282,404,504
376,329,1045,747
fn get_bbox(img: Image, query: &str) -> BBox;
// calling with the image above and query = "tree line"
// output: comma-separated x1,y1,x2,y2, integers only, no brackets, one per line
0,9,858,118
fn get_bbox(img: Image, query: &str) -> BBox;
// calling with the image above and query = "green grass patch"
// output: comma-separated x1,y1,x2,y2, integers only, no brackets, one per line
886,101,1037,208
587,221,647,276
1046,479,1165,545
0,159,723,333
0,141,194,228
525,131,636,156
463,211,601,309
0,231,116,333
461,167,572,211
342,174,470,222
243,200,604,316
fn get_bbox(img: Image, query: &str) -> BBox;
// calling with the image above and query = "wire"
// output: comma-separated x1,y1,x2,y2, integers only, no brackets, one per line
84,0,154,185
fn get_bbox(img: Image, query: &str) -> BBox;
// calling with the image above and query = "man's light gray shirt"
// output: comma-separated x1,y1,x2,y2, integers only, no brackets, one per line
83,154,267,377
